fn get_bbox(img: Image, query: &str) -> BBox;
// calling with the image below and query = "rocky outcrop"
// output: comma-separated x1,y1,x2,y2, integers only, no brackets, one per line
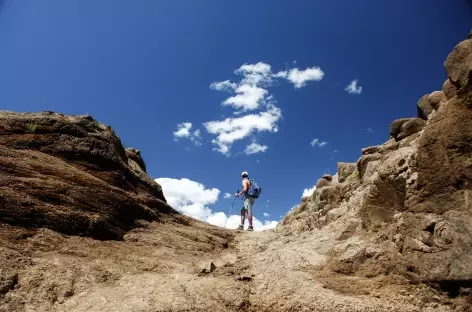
281,34,472,303
0,111,174,240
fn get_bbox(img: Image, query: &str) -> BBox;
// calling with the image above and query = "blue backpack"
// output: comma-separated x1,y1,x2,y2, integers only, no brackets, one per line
247,178,262,198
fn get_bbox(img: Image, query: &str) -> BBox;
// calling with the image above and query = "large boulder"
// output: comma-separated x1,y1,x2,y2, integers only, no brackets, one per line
315,178,330,189
445,38,472,90
397,118,426,141
428,91,446,111
417,91,447,120
389,118,411,139
390,118,426,141
0,111,174,240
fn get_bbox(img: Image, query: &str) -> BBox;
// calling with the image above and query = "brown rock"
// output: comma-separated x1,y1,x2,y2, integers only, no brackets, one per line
445,38,472,90
316,178,330,189
0,111,174,240
357,153,381,178
200,262,217,274
417,95,434,120
428,91,446,111
337,162,356,183
361,146,379,155
125,148,147,173
318,186,342,205
397,118,426,141
321,174,333,181
442,79,457,100
0,271,18,295
407,96,472,208
390,118,412,139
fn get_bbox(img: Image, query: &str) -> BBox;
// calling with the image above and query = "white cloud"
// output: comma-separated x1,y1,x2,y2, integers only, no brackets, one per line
204,104,281,156
173,122,202,146
222,84,268,111
302,185,317,198
366,128,373,133
345,79,363,94
284,67,325,88
224,192,232,199
310,138,328,148
244,142,268,155
155,177,278,231
274,70,288,78
205,62,325,155
173,122,193,138
263,212,269,217
210,80,237,92
236,62,273,85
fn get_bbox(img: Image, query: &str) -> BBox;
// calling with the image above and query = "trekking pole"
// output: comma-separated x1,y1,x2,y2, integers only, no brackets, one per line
224,189,239,229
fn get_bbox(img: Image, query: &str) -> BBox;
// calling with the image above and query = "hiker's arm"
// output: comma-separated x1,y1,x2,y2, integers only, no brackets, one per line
235,180,249,197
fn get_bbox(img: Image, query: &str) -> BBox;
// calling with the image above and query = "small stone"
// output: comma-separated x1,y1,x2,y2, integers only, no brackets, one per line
0,271,18,295
236,274,252,282
200,262,216,274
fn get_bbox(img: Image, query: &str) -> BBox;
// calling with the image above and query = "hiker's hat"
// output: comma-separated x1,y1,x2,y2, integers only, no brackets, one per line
241,171,248,177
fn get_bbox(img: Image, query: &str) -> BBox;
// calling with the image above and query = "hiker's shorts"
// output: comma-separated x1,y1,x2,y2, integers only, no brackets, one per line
241,196,255,213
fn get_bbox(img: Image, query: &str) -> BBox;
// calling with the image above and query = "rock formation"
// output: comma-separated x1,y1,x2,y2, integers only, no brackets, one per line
0,111,176,240
281,34,472,308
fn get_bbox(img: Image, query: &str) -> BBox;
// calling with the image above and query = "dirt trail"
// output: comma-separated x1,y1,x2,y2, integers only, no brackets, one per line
1,222,456,312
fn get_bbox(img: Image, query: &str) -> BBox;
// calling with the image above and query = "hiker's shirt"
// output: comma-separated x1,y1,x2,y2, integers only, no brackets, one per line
242,178,255,201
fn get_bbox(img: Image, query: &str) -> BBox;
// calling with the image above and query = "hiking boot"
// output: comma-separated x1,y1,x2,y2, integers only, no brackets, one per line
247,226,254,231
236,225,244,230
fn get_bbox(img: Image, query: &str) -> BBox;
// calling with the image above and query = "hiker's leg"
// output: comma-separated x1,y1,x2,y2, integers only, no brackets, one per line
246,198,254,227
240,208,246,225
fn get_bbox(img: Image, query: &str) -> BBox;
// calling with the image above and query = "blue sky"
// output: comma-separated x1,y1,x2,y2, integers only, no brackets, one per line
1,1,471,230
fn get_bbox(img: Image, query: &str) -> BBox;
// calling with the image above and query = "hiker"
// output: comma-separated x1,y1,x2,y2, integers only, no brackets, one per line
235,171,261,231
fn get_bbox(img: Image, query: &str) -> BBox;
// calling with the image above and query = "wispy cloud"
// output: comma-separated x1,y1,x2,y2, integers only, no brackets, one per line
173,122,202,146
345,79,363,94
244,142,268,155
263,212,270,217
366,128,373,133
223,192,232,199
310,138,328,148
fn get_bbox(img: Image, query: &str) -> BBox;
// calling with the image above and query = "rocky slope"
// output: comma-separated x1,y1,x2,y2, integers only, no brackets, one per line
281,34,472,309
0,111,233,311
1,35,472,311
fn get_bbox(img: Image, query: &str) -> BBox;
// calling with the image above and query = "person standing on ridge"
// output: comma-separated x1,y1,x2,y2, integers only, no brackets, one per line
235,171,257,231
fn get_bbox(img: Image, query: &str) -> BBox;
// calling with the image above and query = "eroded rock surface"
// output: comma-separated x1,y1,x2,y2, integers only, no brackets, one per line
281,35,472,310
